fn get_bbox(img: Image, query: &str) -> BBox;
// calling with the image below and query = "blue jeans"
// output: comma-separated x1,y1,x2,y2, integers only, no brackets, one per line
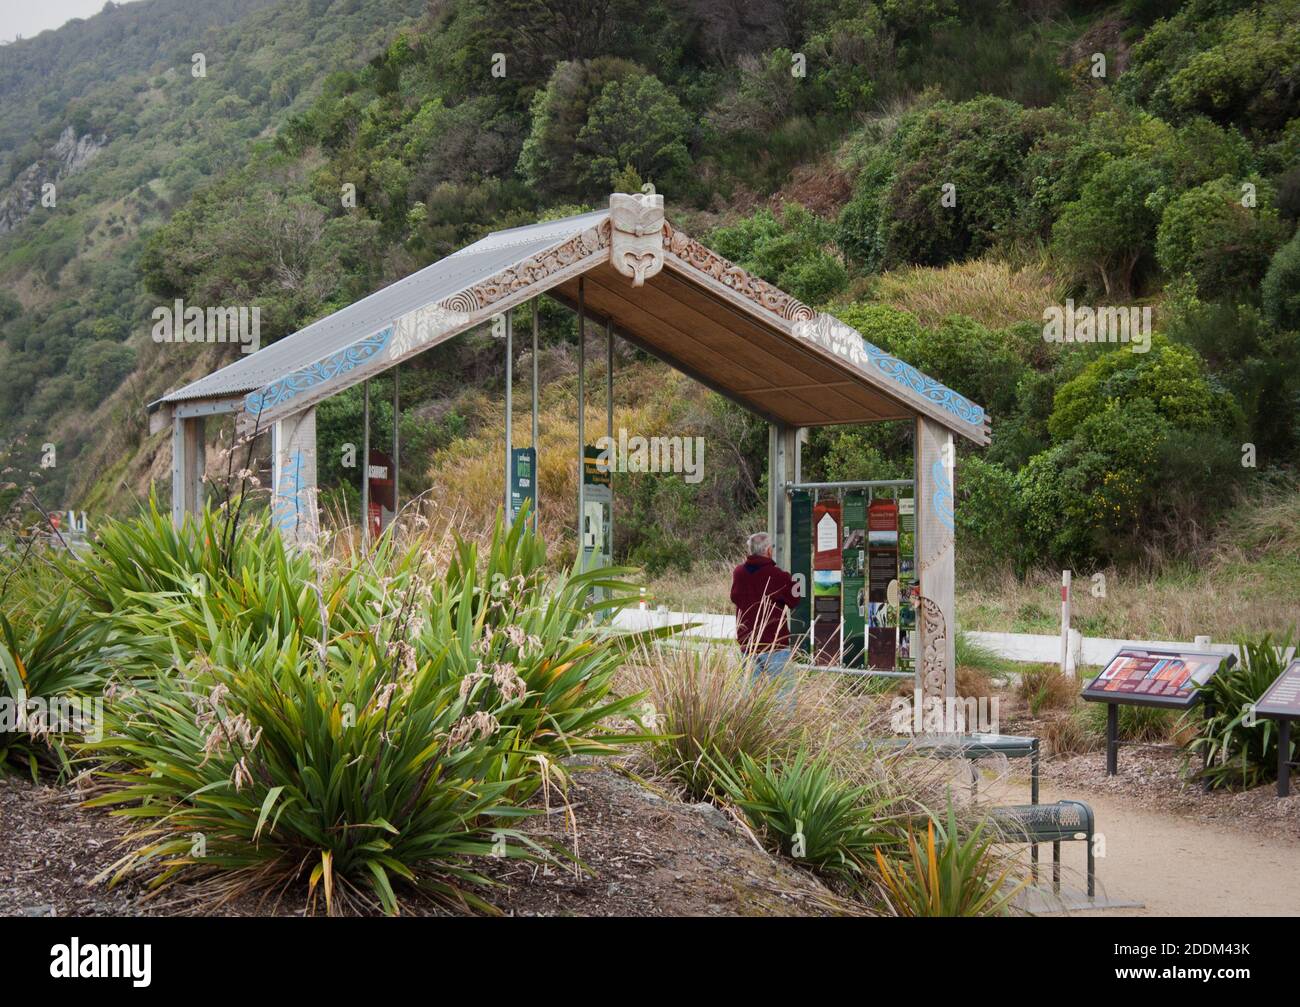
750,648,797,709
751,648,793,680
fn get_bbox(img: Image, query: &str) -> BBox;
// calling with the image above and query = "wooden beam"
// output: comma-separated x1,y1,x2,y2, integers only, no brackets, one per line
170,415,206,526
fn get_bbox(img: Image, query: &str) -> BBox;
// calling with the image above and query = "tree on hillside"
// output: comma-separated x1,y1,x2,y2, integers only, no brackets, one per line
517,57,643,197
1156,176,1286,298
1052,155,1164,297
575,73,693,197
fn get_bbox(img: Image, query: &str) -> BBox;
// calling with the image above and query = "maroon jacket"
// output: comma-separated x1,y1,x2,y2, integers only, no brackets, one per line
730,554,799,652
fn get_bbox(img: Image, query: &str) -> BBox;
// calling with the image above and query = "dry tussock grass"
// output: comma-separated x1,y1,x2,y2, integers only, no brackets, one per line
864,254,1067,329
961,483,1300,642
422,358,702,564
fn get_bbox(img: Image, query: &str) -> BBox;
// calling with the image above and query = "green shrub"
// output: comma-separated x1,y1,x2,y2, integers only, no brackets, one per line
1078,696,1177,745
86,628,537,915
629,535,693,577
873,96,1046,267
1186,632,1297,790
710,204,847,307
1155,176,1285,297
955,456,1026,571
0,579,105,779
712,746,901,883
1051,155,1164,297
1122,0,1300,137
874,801,1022,917
72,505,660,913
1262,228,1300,332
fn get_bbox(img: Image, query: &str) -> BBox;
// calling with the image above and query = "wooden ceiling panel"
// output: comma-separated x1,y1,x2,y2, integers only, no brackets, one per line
552,262,953,430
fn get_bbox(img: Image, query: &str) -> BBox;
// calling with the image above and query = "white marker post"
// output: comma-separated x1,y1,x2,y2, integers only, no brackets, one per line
1060,569,1073,678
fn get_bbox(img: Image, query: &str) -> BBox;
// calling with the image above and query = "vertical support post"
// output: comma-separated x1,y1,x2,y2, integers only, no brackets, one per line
392,366,400,523
170,415,206,525
270,407,319,547
1060,570,1073,678
767,424,783,564
361,380,371,549
767,423,798,570
531,298,540,531
532,299,540,450
1279,719,1291,799
606,318,613,559
915,417,956,703
577,279,586,568
505,309,513,523
1105,702,1119,775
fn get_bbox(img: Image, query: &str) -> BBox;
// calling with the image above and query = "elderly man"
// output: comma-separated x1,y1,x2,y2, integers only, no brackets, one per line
730,531,799,679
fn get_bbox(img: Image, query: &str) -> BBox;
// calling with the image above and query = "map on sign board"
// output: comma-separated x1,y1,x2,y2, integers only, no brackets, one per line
1082,648,1233,709
1256,659,1300,719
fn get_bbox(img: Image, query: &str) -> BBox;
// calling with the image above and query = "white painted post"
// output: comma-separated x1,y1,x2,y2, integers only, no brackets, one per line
1068,628,1083,677
1060,569,1073,678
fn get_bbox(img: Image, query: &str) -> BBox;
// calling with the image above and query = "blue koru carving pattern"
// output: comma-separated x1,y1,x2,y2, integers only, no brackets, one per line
792,315,985,426
271,450,306,533
245,327,393,415
931,458,955,531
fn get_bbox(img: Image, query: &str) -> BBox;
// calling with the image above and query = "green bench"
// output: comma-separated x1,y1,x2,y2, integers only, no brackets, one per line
990,799,1095,898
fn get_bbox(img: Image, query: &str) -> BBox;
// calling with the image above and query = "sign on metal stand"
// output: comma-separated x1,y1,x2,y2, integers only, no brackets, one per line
509,447,536,528
1082,647,1235,778
1253,658,1300,797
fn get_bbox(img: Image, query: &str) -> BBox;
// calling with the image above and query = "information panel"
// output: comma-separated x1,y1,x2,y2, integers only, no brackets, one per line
1256,658,1300,719
508,447,536,526
1082,647,1234,709
790,490,812,654
841,491,866,668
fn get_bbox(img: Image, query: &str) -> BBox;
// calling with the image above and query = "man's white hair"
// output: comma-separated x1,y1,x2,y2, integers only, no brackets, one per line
747,531,771,555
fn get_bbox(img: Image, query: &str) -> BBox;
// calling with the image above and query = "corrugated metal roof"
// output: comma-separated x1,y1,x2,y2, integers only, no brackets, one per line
157,209,608,404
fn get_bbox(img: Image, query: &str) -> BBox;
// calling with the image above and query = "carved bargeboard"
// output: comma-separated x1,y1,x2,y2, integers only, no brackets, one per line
661,221,815,323
437,219,611,314
610,192,664,286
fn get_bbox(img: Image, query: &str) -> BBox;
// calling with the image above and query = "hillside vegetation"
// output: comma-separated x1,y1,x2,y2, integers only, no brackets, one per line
1,0,1297,592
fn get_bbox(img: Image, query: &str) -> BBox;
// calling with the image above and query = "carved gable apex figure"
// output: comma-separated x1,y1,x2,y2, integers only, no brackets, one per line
609,191,664,287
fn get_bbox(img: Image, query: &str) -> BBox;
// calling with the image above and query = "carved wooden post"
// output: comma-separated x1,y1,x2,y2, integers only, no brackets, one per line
270,406,319,547
170,415,205,525
915,415,956,702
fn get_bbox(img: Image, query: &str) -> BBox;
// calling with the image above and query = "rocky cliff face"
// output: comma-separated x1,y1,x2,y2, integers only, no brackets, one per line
0,126,106,234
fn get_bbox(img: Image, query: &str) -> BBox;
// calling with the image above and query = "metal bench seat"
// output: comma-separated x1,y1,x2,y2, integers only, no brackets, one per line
990,800,1095,897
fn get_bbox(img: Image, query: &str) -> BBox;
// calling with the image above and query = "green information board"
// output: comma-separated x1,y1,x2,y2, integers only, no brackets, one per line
790,489,812,654
841,490,866,668
509,447,536,527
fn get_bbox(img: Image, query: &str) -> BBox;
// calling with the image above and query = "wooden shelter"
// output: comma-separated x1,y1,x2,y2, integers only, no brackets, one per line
149,193,989,701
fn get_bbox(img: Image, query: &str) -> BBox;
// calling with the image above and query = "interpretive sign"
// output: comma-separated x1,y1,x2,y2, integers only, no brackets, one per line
1256,658,1300,719
1254,658,1300,797
1081,648,1232,710
1083,646,1234,777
